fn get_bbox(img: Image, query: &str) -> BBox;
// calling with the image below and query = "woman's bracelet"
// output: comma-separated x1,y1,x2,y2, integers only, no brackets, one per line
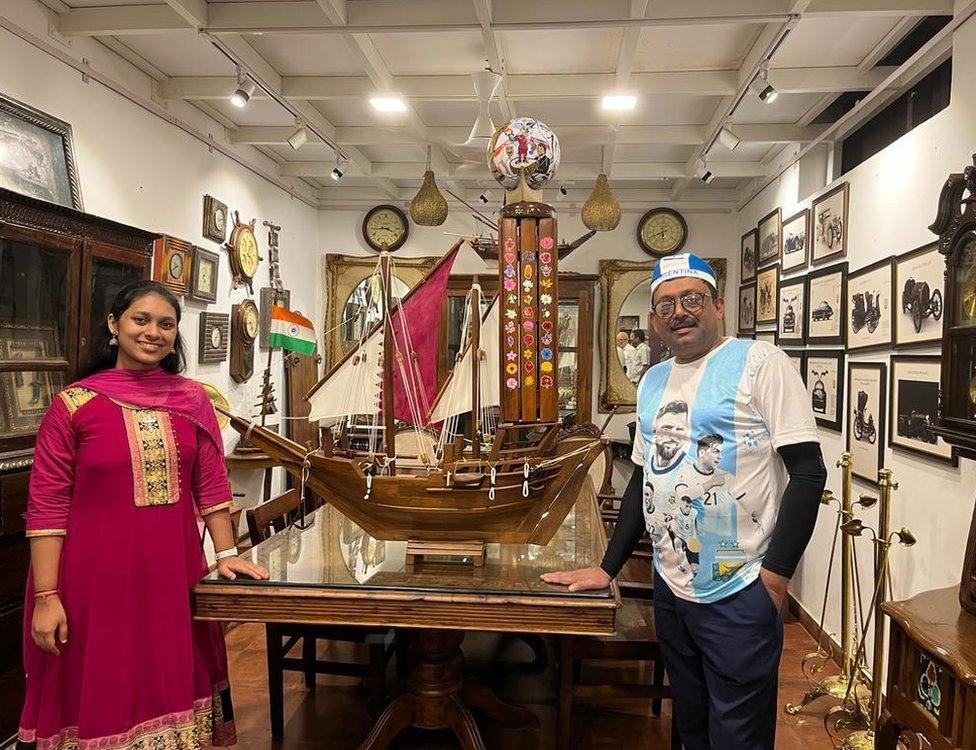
34,588,60,599
214,547,239,561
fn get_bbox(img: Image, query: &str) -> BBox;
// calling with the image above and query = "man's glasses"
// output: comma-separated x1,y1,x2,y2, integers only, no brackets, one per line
653,291,713,319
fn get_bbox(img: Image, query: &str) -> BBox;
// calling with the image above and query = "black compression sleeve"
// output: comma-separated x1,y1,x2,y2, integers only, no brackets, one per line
761,441,827,579
599,467,646,579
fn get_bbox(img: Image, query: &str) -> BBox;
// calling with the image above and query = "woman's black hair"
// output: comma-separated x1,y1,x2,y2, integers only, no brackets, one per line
79,280,188,378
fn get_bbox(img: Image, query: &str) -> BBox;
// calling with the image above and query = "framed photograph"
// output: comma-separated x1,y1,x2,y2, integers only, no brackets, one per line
198,312,229,364
738,283,756,334
754,329,777,345
807,262,847,345
756,265,779,325
152,235,192,296
847,361,887,485
893,242,944,347
0,92,83,210
805,350,844,431
190,246,219,303
889,355,955,465
812,182,849,264
847,257,894,352
741,229,758,282
782,209,809,273
758,208,782,268
0,325,64,434
776,275,807,345
259,287,291,350
784,349,805,377
202,194,228,244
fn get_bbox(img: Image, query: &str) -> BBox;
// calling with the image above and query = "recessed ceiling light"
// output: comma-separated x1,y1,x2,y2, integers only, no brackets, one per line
601,94,637,111
370,96,407,113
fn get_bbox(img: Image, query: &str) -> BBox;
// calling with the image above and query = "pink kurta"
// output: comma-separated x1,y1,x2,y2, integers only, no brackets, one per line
19,385,236,750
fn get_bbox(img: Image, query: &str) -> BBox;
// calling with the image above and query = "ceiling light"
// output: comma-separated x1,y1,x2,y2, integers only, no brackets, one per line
287,121,308,151
331,167,343,181
370,95,407,113
231,67,256,108
701,169,715,184
601,94,637,111
718,125,740,151
695,158,715,184
559,184,568,196
479,191,491,204
750,73,777,104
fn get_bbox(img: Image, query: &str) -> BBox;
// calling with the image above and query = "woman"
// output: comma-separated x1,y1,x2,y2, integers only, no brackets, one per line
19,280,268,750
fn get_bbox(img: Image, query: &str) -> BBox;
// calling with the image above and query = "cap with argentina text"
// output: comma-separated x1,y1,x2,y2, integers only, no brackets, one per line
650,253,717,297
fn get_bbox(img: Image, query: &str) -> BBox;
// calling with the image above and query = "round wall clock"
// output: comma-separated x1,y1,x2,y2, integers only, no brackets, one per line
240,301,259,343
637,207,688,257
226,211,261,294
362,204,409,252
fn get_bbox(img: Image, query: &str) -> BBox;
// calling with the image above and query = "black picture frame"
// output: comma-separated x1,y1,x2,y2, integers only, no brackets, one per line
804,349,844,431
776,274,807,346
754,329,777,345
758,208,782,268
847,256,895,352
847,361,887,485
888,355,957,466
806,262,848,346
190,246,219,303
812,182,849,265
738,283,756,334
741,228,758,283
781,208,810,273
893,242,945,348
756,264,779,325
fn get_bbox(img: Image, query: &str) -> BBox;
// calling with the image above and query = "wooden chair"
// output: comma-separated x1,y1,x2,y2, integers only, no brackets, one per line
245,490,395,737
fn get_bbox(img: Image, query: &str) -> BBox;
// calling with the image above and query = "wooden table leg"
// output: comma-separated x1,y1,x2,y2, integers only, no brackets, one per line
359,694,416,750
461,681,539,728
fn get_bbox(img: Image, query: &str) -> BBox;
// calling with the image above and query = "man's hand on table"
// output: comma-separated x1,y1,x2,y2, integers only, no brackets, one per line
540,567,612,592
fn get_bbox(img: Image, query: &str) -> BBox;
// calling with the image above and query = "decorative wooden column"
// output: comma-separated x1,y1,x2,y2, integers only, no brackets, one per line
498,201,559,424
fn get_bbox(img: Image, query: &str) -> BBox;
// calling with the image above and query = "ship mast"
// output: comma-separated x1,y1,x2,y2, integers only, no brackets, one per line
470,279,482,460
380,248,396,474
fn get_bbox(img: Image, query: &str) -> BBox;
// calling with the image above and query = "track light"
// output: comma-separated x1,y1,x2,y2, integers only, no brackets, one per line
231,67,256,108
479,191,491,204
717,124,740,151
559,184,568,196
331,167,343,181
750,72,777,104
287,120,308,151
702,169,715,184
695,159,715,184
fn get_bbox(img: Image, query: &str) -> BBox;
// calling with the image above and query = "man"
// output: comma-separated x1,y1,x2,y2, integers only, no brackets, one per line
630,329,652,383
615,329,636,379
542,253,826,750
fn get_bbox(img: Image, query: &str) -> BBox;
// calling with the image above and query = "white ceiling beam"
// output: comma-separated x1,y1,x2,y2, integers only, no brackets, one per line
858,15,920,70
315,0,347,25
600,0,649,175
803,0,952,15
768,65,896,93
163,0,207,28
472,0,516,121
59,6,191,35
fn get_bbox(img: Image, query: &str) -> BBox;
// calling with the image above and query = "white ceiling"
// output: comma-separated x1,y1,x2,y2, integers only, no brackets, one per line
47,0,953,209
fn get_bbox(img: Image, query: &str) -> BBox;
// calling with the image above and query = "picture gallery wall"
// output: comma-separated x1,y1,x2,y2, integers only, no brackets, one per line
737,180,953,485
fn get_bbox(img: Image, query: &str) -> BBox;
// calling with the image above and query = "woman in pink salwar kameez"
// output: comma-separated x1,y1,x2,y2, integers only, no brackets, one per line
18,281,267,750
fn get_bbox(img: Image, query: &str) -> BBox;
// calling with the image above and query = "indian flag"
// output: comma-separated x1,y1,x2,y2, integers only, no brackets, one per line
269,306,316,355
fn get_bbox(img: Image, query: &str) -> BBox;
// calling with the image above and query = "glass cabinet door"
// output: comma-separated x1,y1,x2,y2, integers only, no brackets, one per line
88,256,145,353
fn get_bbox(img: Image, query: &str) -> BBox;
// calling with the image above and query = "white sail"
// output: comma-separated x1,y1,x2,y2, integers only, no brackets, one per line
428,297,500,423
307,329,383,422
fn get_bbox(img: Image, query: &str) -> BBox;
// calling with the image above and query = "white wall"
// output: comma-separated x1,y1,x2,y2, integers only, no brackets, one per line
0,5,322,516
736,13,976,651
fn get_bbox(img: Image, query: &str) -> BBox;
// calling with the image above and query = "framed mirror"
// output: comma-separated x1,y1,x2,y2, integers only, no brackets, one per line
598,257,727,412
323,254,438,368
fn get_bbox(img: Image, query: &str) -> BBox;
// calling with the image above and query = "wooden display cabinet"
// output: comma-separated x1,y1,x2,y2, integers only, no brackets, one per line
0,187,156,741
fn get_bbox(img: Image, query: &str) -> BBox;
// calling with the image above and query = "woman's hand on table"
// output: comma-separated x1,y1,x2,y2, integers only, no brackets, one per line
217,556,269,580
540,567,612,592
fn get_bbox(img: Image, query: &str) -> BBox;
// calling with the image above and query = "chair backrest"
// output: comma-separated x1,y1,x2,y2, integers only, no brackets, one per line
245,488,301,546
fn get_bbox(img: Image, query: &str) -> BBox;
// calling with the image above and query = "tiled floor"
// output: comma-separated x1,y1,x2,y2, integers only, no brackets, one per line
224,618,848,749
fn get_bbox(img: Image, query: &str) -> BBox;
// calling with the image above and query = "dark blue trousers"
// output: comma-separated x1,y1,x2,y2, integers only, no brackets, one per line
653,570,783,750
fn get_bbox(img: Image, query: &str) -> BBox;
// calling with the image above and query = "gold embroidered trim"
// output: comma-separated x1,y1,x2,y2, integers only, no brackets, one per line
58,387,97,415
123,408,181,507
199,500,232,516
25,528,67,538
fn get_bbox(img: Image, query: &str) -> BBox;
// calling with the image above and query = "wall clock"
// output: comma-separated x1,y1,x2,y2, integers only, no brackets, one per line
202,194,228,244
190,246,219,303
152,235,192,295
362,204,409,252
230,300,259,382
225,211,261,294
637,208,688,257
198,311,229,364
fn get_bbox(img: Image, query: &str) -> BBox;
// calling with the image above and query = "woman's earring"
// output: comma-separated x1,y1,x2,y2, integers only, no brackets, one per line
109,332,118,346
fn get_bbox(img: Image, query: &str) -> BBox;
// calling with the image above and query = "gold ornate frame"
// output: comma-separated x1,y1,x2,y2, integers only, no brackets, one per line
598,257,727,413
323,254,439,369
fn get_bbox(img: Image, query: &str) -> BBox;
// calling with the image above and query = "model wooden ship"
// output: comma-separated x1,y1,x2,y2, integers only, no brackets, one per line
223,118,604,549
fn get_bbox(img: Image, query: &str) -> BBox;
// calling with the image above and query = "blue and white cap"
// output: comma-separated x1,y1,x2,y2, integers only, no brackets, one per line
650,253,717,297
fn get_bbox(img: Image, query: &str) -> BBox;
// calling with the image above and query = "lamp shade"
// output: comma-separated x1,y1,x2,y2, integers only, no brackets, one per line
410,170,448,226
581,173,621,231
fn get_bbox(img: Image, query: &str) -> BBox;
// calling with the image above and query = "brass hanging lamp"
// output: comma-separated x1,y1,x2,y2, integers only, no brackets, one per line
581,173,621,231
410,145,448,226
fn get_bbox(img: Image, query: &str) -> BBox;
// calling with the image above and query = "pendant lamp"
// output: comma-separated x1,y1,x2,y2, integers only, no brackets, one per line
410,145,448,226
581,173,621,231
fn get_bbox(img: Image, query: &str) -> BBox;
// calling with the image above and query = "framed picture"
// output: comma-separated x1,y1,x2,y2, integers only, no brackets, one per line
889,355,955,465
198,312,229,364
776,275,807,345
784,349,805,377
738,283,756,334
758,208,782,268
847,257,894,352
741,229,758,282
0,325,64,434
812,182,849,264
782,209,809,273
756,265,779,325
807,262,847,345
152,235,192,296
847,361,887,485
805,350,844,431
893,242,944,348
754,329,777,345
0,92,83,210
190,246,219,303
202,194,228,244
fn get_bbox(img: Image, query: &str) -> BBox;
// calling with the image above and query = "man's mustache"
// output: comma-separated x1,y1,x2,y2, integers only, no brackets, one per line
669,315,698,331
